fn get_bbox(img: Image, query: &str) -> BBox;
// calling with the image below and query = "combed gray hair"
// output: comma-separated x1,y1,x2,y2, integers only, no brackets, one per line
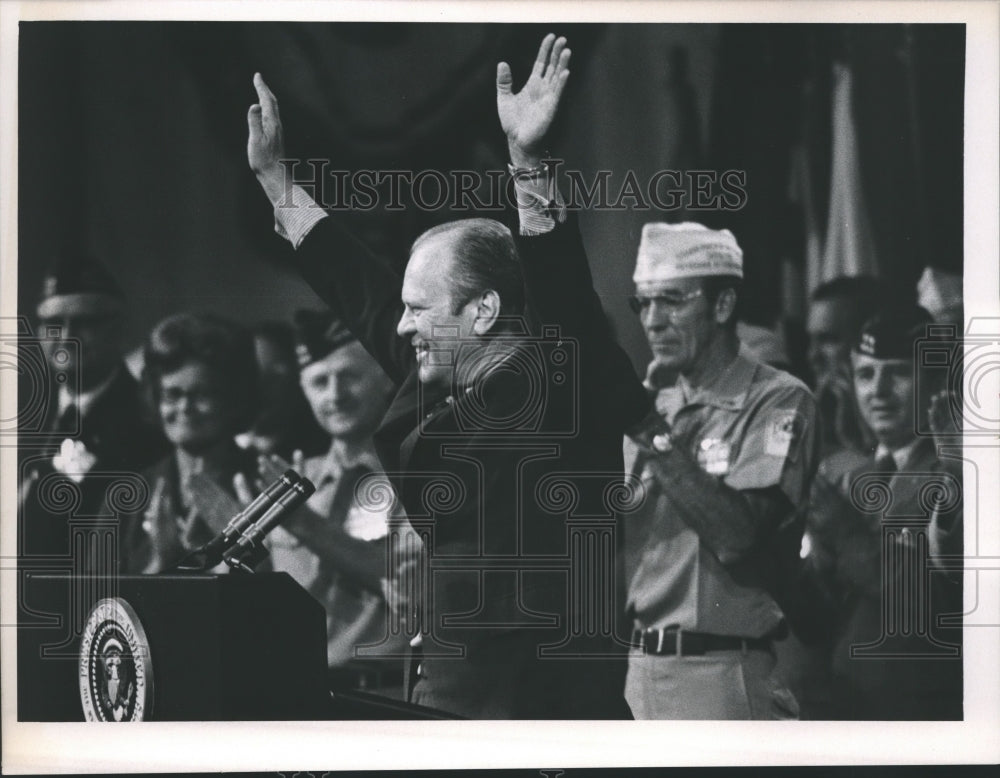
410,218,526,319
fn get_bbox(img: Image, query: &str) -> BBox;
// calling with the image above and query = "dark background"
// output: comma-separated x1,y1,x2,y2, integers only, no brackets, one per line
18,22,964,375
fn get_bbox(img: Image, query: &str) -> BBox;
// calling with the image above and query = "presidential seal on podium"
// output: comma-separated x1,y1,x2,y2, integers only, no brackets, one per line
78,597,153,721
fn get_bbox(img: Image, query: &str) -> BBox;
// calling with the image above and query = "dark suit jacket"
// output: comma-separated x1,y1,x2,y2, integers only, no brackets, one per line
18,364,169,560
289,214,650,718
805,437,963,720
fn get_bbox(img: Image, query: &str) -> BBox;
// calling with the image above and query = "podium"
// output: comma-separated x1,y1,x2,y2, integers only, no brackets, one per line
18,572,330,721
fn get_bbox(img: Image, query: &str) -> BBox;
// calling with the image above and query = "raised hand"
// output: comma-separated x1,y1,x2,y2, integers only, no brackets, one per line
247,72,287,199
497,33,571,168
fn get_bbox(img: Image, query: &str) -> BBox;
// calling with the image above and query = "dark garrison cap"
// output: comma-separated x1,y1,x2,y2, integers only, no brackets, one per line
293,309,356,368
36,252,125,319
854,303,934,360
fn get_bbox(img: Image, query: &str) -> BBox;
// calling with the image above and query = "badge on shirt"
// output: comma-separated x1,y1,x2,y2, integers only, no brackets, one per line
696,437,731,476
766,410,804,458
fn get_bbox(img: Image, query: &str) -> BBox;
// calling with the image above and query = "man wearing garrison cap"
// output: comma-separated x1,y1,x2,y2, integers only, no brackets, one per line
800,302,963,720
623,222,819,719
249,310,409,690
19,253,167,559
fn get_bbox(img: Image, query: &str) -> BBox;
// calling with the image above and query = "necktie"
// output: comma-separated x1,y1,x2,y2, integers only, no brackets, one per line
57,402,79,435
875,452,897,474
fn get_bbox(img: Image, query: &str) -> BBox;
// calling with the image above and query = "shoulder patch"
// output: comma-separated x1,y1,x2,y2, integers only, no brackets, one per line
765,410,805,458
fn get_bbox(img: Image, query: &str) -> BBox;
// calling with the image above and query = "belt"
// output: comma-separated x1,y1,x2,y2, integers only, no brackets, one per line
630,628,771,656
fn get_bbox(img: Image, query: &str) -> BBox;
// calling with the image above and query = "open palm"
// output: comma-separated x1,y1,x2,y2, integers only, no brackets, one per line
497,33,571,164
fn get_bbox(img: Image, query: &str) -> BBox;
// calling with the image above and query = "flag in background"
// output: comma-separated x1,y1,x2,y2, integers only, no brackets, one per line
812,61,881,292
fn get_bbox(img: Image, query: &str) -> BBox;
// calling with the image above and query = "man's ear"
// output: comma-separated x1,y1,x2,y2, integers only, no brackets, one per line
472,289,501,335
713,287,737,327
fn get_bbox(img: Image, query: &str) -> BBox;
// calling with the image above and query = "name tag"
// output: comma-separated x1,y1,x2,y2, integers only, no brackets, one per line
697,438,731,476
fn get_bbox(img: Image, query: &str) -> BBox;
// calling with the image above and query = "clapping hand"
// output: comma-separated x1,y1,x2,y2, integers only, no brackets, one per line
232,451,307,506
928,388,961,438
248,451,326,535
927,388,962,476
497,33,571,168
141,476,204,572
256,450,306,490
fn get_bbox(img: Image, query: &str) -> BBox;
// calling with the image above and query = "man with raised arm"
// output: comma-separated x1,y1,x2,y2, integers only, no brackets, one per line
246,34,649,719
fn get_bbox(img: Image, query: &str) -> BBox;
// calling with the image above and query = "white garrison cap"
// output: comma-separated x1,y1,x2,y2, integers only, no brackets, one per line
633,222,743,284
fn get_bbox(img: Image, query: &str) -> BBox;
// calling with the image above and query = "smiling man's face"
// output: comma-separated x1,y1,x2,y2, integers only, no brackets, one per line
851,352,917,449
299,340,392,440
396,234,481,389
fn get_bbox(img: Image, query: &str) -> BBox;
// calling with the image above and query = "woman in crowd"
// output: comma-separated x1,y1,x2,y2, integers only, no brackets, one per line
117,312,259,574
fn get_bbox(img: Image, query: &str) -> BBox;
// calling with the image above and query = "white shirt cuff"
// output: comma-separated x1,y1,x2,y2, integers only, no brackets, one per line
511,165,567,236
274,184,327,248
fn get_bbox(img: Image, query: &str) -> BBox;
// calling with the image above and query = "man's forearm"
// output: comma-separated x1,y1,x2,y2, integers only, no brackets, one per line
651,447,763,565
256,163,291,208
509,139,545,171
281,507,387,595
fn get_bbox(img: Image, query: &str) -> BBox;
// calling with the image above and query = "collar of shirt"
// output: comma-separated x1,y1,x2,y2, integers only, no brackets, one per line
875,438,921,471
665,347,757,416
468,342,524,387
58,366,119,419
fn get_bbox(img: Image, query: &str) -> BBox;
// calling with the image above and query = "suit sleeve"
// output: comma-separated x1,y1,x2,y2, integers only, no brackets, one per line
515,215,651,430
290,216,412,385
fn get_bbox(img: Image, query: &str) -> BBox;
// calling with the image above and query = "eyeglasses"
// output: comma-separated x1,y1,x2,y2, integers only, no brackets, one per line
159,387,221,409
628,289,703,317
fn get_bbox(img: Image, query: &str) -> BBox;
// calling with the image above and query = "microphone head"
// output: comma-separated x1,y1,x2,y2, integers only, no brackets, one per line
262,468,301,499
294,477,316,500
221,475,317,572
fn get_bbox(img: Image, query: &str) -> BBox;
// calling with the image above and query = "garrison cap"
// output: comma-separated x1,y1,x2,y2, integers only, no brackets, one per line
634,222,743,285
854,304,934,360
293,309,356,368
37,253,125,319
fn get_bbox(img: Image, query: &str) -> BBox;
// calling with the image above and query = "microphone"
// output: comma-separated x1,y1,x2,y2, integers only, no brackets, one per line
224,477,316,572
174,469,301,571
